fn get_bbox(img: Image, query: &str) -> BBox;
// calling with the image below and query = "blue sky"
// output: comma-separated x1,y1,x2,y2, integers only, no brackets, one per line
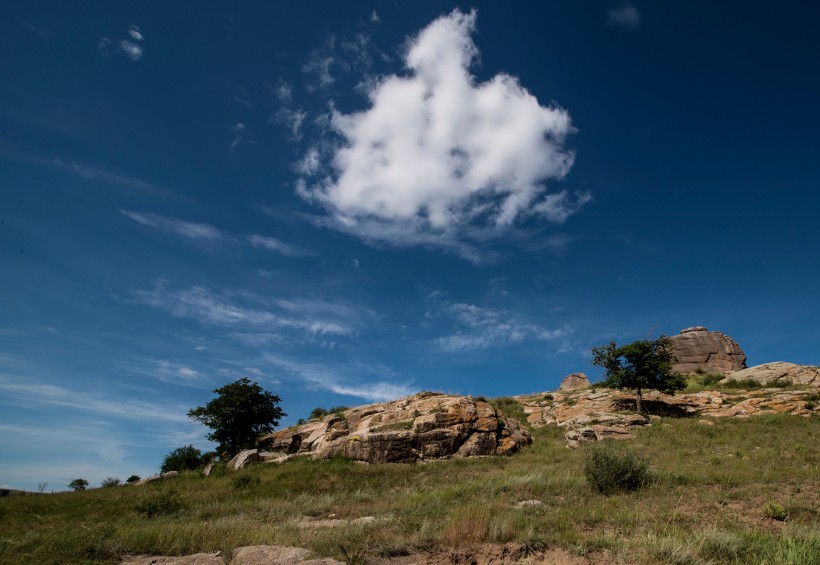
1,1,818,491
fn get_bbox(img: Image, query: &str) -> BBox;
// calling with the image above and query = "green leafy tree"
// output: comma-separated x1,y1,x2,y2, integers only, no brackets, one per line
591,337,685,413
68,478,88,491
161,445,204,473
126,475,141,484
188,377,285,457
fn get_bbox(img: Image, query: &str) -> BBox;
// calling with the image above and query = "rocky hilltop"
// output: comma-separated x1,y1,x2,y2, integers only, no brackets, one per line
666,326,747,373
256,392,531,464
723,361,820,387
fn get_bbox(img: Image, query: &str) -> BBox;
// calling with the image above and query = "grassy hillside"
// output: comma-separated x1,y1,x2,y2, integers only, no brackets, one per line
0,407,817,564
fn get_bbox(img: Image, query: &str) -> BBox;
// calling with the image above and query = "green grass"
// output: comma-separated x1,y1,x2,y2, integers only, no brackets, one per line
0,413,817,564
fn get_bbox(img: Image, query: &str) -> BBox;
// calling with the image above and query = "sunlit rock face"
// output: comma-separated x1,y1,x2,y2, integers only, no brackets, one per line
258,392,531,464
666,326,747,374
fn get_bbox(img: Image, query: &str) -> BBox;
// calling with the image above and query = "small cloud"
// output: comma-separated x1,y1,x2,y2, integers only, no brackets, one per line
352,258,359,268
157,360,199,381
19,18,51,40
303,56,335,87
608,3,641,30
274,80,292,104
228,122,255,151
246,234,303,257
370,10,380,23
119,40,143,60
272,108,307,141
294,147,321,176
120,210,224,241
98,37,112,52
128,25,144,42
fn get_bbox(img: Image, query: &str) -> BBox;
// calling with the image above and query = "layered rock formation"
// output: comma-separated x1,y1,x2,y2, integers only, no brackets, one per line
666,326,746,374
257,392,531,464
559,372,590,391
517,384,817,447
722,362,820,388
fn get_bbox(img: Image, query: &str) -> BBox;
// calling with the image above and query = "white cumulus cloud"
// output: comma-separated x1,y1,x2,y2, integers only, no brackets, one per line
297,9,586,257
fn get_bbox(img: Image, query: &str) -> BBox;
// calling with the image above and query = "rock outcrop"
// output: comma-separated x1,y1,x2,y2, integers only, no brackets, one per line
136,471,177,486
227,449,263,470
666,326,746,374
257,392,531,464
517,385,817,447
121,545,345,565
721,362,820,388
559,372,590,391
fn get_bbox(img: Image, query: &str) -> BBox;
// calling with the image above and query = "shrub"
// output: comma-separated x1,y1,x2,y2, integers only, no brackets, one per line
309,405,349,420
762,501,788,521
231,473,261,489
101,477,120,488
126,475,141,484
134,489,183,518
722,378,762,390
700,373,724,387
583,441,650,494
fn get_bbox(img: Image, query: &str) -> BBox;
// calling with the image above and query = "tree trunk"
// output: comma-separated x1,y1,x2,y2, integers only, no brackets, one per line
635,387,643,414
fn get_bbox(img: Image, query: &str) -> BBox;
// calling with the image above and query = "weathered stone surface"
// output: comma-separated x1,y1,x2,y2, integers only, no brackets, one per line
258,393,531,464
120,552,222,565
516,384,818,440
559,372,590,391
136,471,178,486
561,413,649,448
227,449,263,471
231,545,344,565
121,545,345,565
722,362,820,388
666,327,747,374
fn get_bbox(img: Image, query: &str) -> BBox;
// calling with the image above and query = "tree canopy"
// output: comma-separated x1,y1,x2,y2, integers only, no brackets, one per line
161,445,205,473
188,377,285,457
591,337,685,413
68,478,88,491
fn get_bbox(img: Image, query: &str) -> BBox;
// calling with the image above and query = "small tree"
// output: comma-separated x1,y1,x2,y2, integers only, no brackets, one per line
126,475,141,484
101,477,120,488
161,445,204,473
591,337,685,413
68,478,88,491
188,377,285,457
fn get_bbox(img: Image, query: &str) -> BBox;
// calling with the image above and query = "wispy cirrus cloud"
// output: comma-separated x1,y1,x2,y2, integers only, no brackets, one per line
0,376,190,424
120,210,224,241
297,9,588,260
120,209,306,255
263,353,415,403
132,281,357,338
433,302,570,352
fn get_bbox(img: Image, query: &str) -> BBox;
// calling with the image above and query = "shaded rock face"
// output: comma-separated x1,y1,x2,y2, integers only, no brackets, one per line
559,372,590,391
258,392,531,464
722,362,820,388
666,326,746,374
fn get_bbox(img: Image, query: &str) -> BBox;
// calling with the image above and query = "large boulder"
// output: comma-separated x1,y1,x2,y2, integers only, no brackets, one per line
559,372,590,391
666,326,746,374
258,392,531,464
721,362,820,388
